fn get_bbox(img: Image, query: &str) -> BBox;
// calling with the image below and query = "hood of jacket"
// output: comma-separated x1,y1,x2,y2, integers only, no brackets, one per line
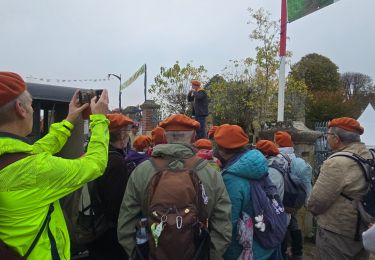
125,149,149,164
151,143,196,159
150,143,203,170
224,149,268,180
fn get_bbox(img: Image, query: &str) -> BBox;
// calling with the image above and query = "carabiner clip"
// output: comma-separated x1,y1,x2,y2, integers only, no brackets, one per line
176,216,183,229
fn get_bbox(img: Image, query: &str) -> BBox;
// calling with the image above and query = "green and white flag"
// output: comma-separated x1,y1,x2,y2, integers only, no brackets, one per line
121,64,146,90
288,0,340,22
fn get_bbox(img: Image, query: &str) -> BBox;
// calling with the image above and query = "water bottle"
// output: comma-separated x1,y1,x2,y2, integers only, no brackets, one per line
136,218,148,245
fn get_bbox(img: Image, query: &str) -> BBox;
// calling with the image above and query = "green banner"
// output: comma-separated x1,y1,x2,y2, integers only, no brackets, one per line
288,0,339,22
121,64,146,90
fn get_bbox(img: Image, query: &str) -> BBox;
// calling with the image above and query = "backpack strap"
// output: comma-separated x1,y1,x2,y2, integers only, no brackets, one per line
183,156,205,171
0,153,59,259
0,152,30,171
279,153,291,166
330,151,371,187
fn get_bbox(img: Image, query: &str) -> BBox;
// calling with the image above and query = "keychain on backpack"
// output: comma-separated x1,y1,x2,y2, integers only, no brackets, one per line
151,215,167,247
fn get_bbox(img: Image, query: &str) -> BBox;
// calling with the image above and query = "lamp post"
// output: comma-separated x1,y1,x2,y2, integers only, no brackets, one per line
108,73,122,112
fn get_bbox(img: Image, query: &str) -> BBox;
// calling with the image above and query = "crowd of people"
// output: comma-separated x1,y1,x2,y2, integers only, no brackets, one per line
0,72,374,260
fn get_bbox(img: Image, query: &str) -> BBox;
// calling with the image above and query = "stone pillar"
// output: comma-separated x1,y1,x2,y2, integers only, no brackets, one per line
140,100,160,134
260,121,321,238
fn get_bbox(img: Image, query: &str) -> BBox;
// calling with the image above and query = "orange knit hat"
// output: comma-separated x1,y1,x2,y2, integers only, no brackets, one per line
191,80,201,87
214,124,249,149
208,126,218,139
151,126,167,145
159,114,200,131
256,140,279,156
107,114,134,132
133,135,152,151
274,131,293,147
0,72,27,107
194,139,213,150
328,117,364,135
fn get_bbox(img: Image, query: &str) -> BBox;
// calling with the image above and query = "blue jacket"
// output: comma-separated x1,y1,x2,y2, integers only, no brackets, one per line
222,149,275,260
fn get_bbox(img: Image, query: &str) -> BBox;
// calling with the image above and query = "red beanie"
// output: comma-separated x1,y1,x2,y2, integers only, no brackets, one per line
328,117,364,135
214,124,249,149
107,114,134,133
256,140,279,156
274,131,293,147
194,139,213,150
151,127,167,145
0,72,27,107
133,135,152,151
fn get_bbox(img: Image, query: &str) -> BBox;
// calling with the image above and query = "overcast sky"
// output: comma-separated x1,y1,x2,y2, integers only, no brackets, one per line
1,0,374,109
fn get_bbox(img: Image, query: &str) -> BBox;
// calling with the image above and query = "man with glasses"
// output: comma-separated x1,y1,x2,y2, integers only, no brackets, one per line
308,117,371,260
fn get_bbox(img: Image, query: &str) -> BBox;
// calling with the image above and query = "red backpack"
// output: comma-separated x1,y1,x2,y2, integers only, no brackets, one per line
145,156,209,260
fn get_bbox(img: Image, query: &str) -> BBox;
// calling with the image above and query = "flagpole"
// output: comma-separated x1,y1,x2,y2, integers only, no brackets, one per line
277,0,287,122
144,64,147,101
108,73,122,111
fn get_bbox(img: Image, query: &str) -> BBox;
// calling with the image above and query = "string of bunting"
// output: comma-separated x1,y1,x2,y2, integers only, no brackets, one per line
25,75,113,84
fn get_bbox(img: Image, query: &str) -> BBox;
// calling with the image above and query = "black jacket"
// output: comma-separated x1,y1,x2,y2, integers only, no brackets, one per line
95,145,129,224
187,89,209,116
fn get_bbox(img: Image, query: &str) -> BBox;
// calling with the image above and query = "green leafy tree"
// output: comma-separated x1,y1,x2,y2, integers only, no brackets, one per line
207,61,257,132
290,53,340,91
248,8,281,121
208,8,290,132
285,76,310,122
305,89,357,127
289,53,345,125
149,61,207,116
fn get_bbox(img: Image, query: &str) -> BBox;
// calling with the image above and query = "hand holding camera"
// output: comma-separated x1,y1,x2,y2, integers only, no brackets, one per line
91,89,109,115
66,89,109,124
66,90,90,124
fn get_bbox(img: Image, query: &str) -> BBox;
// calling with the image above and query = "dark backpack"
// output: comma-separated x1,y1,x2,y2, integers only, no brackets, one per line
145,156,210,260
74,150,124,245
249,176,288,249
330,149,375,239
269,154,307,212
75,182,113,245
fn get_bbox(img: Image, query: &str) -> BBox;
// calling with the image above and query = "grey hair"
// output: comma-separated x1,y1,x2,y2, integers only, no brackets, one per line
0,91,30,126
165,130,195,144
330,126,361,144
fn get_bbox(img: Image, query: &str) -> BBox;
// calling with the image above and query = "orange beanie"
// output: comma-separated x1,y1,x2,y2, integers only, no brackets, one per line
191,80,201,87
159,114,200,131
151,127,167,145
194,139,213,150
0,72,27,107
274,131,293,147
214,124,249,149
208,126,218,139
328,117,364,135
133,135,152,151
107,114,134,132
256,140,279,156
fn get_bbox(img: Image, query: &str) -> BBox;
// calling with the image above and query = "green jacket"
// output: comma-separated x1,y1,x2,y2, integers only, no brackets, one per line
0,114,109,260
117,143,232,260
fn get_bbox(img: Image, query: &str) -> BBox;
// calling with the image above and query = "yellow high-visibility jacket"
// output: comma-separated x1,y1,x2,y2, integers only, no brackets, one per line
0,114,109,260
